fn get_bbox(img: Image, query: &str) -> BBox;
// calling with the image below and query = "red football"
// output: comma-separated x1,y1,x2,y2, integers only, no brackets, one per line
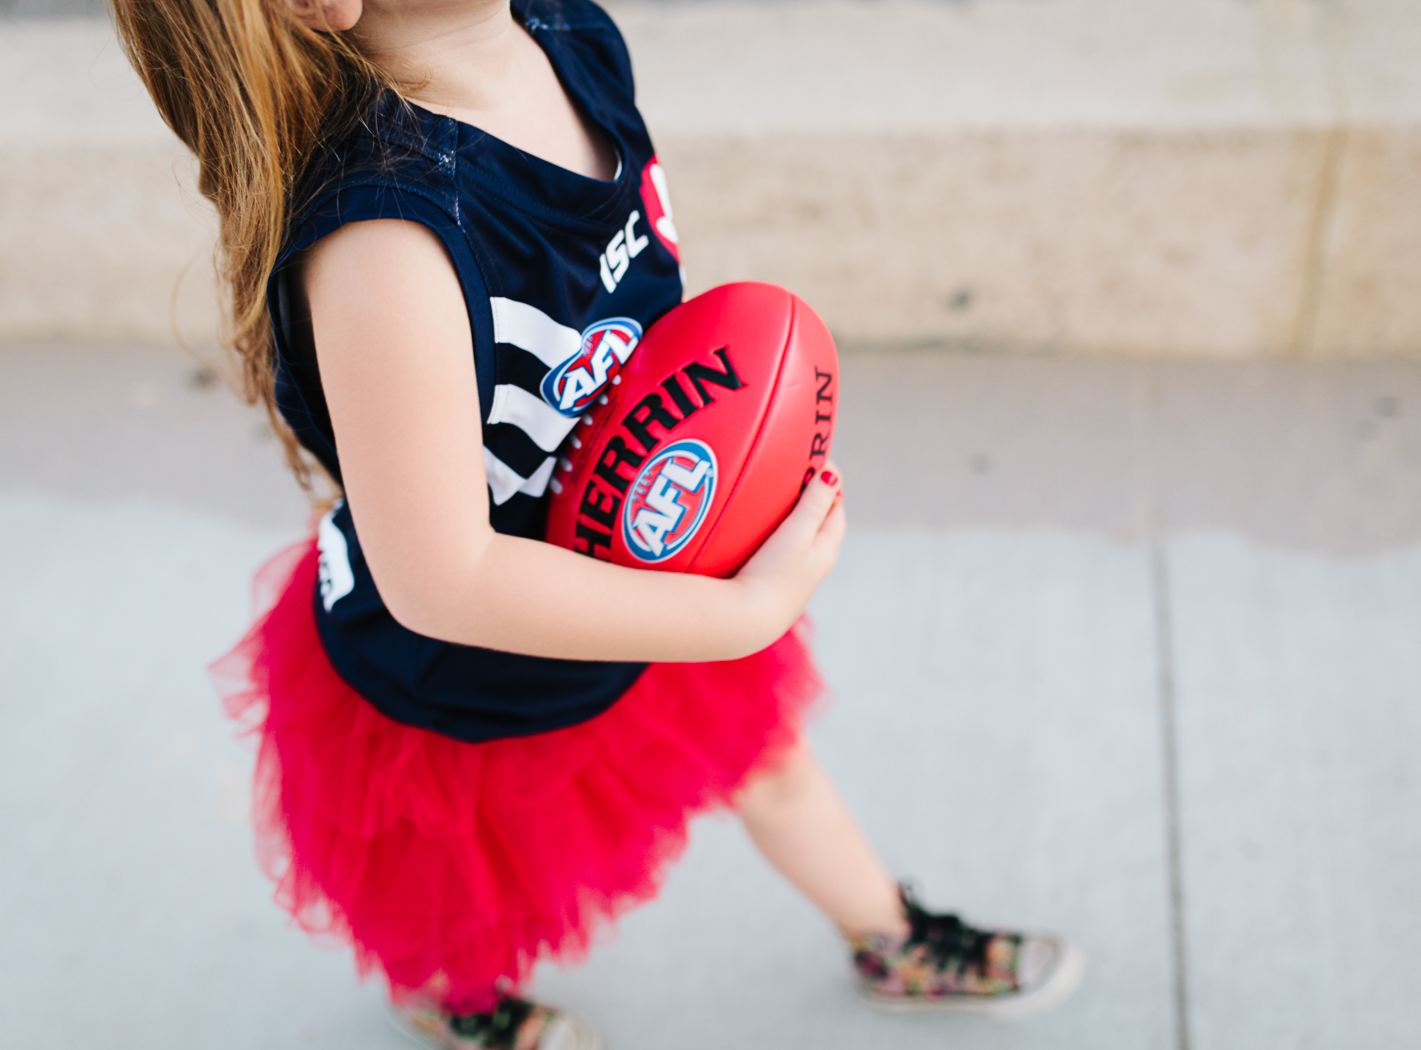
544,282,838,577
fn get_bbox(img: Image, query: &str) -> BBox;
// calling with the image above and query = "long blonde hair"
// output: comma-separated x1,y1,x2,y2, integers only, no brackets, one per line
110,0,379,490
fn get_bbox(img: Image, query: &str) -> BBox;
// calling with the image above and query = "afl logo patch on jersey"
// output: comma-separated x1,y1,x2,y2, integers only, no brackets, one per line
623,439,718,563
541,317,643,417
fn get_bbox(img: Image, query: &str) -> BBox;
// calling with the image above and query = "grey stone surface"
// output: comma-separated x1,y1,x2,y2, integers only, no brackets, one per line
837,353,1421,553
0,0,105,20
0,494,390,1049
535,530,1175,1050
0,342,312,531
3,343,1421,1048
0,503,1175,1050
8,342,1421,550
1167,535,1421,1050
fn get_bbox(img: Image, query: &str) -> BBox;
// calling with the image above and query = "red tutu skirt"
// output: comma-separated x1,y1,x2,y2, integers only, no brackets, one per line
212,539,822,1012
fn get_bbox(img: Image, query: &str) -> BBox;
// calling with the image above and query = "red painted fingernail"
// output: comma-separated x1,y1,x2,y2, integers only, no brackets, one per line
820,469,838,486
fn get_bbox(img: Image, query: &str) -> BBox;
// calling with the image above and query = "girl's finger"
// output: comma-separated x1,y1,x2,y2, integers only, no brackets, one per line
813,492,847,556
791,466,842,534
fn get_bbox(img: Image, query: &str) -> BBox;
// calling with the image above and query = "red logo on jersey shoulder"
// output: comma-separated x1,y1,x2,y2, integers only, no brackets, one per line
639,157,680,262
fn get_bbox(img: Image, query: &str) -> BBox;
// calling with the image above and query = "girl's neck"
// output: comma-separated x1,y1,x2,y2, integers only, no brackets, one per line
353,0,618,181
356,0,524,114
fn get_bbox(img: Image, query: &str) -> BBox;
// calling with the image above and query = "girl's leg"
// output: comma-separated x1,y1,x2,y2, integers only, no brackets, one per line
734,740,909,939
736,739,1086,1019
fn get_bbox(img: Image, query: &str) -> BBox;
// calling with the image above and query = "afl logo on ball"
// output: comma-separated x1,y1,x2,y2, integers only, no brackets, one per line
542,317,642,417
623,439,718,563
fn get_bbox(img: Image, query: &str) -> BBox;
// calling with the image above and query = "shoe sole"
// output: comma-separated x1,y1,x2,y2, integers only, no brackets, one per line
859,940,1086,1021
387,1002,604,1050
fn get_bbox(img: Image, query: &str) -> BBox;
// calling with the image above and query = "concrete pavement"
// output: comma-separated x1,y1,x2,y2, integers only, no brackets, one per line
2,342,1419,1049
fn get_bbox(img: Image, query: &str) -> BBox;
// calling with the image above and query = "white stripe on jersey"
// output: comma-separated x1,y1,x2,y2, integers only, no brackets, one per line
316,503,355,611
490,297,581,367
483,446,557,506
486,383,580,452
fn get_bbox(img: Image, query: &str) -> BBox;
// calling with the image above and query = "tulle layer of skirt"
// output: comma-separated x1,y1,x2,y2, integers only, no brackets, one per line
211,539,823,1012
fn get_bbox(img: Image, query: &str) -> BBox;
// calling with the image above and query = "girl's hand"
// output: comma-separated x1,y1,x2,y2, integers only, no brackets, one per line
733,462,846,640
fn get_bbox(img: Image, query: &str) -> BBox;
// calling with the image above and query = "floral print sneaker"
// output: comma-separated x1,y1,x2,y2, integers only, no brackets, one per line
849,886,1085,1019
390,995,601,1050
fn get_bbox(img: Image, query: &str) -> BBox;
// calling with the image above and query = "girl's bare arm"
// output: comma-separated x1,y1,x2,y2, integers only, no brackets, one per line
302,219,845,663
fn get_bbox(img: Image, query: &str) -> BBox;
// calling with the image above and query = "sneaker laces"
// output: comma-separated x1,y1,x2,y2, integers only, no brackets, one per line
448,997,535,1050
900,884,997,973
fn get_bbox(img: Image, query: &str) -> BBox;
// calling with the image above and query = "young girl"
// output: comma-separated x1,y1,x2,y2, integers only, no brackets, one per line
112,0,1083,1044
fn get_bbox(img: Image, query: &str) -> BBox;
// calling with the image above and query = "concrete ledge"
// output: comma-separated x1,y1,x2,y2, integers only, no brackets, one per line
1310,128,1421,356
2,2,1419,357
0,19,222,345
664,129,1331,356
0,143,218,344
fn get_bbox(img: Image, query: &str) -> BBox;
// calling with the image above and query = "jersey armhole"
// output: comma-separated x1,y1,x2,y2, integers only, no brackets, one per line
268,183,499,434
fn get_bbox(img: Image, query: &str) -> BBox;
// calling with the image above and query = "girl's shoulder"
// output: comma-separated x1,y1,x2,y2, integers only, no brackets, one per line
282,88,471,249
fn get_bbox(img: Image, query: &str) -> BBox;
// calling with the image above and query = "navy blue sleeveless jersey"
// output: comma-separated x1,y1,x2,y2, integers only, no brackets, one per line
266,0,686,743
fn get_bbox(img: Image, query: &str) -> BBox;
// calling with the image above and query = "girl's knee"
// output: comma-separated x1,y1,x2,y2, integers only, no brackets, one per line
734,737,817,815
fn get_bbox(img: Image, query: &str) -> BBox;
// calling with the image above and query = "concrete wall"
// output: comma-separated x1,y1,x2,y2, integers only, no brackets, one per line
0,22,220,346
2,0,1419,357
